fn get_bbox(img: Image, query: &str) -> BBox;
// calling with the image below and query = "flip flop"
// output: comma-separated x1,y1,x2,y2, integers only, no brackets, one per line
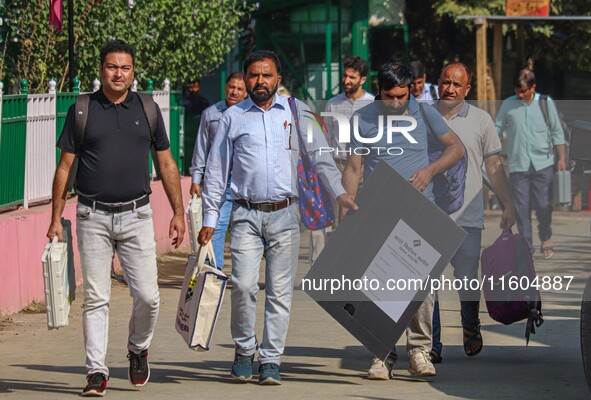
463,326,483,357
541,242,554,259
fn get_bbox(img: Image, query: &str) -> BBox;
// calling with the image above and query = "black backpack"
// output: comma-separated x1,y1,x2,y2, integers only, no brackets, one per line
429,84,438,100
66,92,161,192
539,94,572,169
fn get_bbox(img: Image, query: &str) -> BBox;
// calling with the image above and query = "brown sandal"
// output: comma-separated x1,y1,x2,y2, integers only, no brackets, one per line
463,326,483,357
541,241,554,259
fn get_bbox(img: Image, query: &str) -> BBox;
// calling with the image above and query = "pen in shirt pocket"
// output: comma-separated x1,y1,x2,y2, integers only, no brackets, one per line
284,120,293,150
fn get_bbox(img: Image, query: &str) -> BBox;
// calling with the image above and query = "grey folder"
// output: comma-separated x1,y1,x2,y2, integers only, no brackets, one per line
304,160,466,360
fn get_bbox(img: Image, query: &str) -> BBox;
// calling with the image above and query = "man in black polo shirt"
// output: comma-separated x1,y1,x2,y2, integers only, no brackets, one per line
46,40,185,397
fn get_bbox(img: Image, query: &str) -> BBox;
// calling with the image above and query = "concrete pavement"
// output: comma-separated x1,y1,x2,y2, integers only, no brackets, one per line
1,211,590,399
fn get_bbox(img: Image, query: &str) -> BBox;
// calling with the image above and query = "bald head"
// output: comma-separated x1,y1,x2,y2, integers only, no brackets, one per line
438,63,471,107
439,63,471,83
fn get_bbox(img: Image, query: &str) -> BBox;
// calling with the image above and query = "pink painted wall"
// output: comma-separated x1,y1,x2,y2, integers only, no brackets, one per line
0,177,192,315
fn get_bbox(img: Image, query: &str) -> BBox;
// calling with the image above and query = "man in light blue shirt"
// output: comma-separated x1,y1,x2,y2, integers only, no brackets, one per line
198,50,357,385
189,72,247,268
495,69,566,258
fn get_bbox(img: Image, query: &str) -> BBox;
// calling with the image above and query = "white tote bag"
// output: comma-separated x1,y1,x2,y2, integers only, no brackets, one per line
186,194,203,254
175,241,228,351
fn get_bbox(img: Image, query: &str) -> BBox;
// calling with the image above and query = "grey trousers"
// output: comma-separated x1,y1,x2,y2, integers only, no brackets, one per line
509,165,554,251
77,203,159,377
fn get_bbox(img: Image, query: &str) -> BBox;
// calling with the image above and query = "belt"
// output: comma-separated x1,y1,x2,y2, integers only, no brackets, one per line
78,195,150,213
234,197,296,212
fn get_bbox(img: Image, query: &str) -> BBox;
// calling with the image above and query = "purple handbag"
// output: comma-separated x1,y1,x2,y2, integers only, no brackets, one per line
481,227,543,343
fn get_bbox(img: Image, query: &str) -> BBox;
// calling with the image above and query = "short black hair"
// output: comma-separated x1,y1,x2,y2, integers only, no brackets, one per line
226,72,245,83
343,56,369,77
440,62,472,84
409,60,426,79
243,50,281,75
378,62,414,91
514,69,536,89
100,40,135,66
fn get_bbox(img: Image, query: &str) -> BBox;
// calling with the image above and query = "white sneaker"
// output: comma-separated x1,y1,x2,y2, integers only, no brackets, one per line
367,357,393,380
408,349,436,376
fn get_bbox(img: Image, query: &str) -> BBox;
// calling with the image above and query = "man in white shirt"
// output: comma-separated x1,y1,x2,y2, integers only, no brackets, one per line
310,56,374,264
409,60,438,103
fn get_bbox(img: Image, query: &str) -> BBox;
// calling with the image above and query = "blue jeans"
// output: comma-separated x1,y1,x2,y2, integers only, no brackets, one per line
210,189,232,269
509,165,554,252
229,202,300,365
76,202,159,376
432,227,482,355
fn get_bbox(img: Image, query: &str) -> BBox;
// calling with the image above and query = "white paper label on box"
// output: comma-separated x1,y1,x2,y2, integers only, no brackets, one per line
361,219,441,322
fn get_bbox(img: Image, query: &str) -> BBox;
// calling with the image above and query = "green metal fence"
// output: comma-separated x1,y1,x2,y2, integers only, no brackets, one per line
169,90,184,174
0,94,28,208
56,92,78,162
183,114,200,176
0,82,185,210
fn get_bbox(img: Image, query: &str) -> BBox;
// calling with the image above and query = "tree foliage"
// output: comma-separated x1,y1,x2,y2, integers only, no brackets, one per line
430,0,591,72
0,0,256,93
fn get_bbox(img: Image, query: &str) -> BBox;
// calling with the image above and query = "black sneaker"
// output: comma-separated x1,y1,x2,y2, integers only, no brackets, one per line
128,349,150,387
82,372,107,397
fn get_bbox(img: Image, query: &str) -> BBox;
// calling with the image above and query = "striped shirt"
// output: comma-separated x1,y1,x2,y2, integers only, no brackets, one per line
189,100,228,184
416,83,438,103
202,95,346,228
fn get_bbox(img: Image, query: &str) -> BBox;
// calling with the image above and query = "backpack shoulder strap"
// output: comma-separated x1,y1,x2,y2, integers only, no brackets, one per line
136,92,158,141
429,84,438,100
418,102,435,139
74,94,90,149
136,92,162,180
539,94,550,128
538,94,556,152
67,94,90,192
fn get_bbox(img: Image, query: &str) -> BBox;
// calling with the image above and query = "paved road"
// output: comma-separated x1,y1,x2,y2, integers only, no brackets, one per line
1,212,590,399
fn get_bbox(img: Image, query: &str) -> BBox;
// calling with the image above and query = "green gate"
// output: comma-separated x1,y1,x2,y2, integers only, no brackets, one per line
0,94,28,208
56,93,78,163
169,90,185,175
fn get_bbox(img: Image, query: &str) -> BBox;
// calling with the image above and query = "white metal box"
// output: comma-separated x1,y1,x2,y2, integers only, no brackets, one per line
554,170,572,206
41,234,71,329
